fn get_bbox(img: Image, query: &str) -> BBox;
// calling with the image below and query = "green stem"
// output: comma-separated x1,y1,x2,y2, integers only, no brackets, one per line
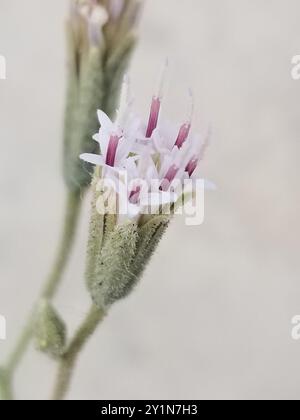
42,190,82,299
52,305,105,400
0,368,13,400
4,190,82,383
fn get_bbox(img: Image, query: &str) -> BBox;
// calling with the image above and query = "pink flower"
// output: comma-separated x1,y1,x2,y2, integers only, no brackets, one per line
80,78,139,173
80,69,213,222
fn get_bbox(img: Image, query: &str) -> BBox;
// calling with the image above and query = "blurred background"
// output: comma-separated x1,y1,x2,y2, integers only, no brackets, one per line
1,0,300,400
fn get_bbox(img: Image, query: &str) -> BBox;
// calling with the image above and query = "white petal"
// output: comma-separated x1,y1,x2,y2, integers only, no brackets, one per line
97,110,114,132
160,191,178,204
125,157,139,177
152,129,166,153
101,165,130,183
118,202,141,224
127,203,141,218
80,153,104,166
160,120,178,144
92,133,100,143
116,137,134,163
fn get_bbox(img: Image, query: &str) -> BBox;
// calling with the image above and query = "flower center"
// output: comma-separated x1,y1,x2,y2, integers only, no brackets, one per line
106,134,120,167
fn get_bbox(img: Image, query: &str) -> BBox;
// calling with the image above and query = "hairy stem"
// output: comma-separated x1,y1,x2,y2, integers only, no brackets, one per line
4,190,82,386
0,369,13,400
52,305,106,400
42,190,82,299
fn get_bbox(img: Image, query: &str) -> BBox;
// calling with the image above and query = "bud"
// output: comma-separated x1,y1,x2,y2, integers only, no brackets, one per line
34,300,66,359
64,0,139,191
82,67,211,311
71,0,108,47
87,221,138,308
86,191,171,308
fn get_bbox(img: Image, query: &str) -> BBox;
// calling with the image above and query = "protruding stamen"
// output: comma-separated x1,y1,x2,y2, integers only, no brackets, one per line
174,90,194,148
145,60,168,138
185,157,198,177
185,126,211,176
160,164,179,191
175,123,191,148
146,96,161,138
106,134,120,167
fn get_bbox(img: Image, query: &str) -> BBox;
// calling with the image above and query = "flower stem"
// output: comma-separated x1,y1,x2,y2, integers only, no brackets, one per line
5,190,82,385
52,305,106,400
42,190,82,300
0,368,13,400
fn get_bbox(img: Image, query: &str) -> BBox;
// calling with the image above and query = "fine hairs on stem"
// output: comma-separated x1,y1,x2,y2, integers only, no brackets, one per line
51,306,106,400
3,190,82,396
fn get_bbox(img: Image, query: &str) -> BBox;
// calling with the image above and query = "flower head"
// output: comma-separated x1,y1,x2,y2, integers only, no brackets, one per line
81,70,211,223
84,69,213,310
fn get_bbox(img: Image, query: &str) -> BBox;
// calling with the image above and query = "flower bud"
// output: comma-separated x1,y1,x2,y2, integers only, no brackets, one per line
88,221,138,308
34,300,66,359
64,1,138,191
71,0,108,47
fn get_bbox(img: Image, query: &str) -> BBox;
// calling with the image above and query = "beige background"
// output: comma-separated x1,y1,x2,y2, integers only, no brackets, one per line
1,0,300,400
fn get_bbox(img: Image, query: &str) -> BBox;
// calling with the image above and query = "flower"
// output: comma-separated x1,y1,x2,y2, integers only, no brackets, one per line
119,155,178,222
131,60,169,155
152,90,194,154
65,1,140,191
80,110,136,171
80,70,211,223
84,70,213,310
80,77,139,174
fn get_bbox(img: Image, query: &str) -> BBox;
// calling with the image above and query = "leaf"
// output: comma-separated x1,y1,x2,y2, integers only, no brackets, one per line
34,300,66,359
